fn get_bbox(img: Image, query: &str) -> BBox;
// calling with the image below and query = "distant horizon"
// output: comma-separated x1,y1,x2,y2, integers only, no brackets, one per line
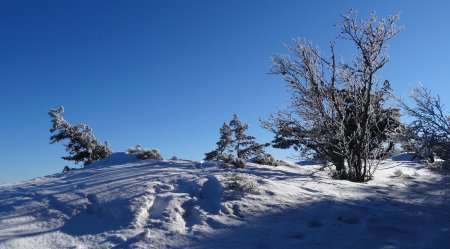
1,1,450,184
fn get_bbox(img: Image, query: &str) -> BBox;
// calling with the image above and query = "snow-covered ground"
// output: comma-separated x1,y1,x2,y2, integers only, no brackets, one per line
1,153,449,249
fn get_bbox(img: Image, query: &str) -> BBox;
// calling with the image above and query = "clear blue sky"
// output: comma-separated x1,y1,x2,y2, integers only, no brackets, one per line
1,0,449,183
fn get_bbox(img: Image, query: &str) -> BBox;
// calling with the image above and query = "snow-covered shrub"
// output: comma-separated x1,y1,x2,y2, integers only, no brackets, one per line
170,156,178,160
49,107,112,166
393,169,403,177
224,173,259,194
232,157,245,168
140,149,163,160
254,153,280,166
217,154,245,168
126,145,163,160
214,154,245,169
126,145,141,154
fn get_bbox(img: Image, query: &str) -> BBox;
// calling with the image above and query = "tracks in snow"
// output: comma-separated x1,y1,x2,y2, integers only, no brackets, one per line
130,175,226,235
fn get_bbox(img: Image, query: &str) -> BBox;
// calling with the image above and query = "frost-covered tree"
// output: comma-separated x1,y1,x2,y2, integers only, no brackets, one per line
49,107,112,166
398,85,450,163
205,115,265,162
229,114,265,160
262,11,404,182
204,122,233,161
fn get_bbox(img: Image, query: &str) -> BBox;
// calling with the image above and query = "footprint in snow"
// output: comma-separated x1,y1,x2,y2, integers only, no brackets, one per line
148,194,172,219
181,198,203,228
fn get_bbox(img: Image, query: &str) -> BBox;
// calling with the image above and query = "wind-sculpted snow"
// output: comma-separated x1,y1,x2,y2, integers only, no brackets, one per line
0,153,449,248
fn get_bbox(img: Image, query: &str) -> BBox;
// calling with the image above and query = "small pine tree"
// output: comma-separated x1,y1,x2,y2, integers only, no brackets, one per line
229,114,264,160
217,122,233,155
205,114,265,163
49,107,112,166
204,122,233,161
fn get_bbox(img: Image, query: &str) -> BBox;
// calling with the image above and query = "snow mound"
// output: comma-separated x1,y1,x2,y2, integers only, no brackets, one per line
1,155,449,249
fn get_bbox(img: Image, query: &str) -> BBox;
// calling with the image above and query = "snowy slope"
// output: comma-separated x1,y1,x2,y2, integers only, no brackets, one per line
0,153,449,249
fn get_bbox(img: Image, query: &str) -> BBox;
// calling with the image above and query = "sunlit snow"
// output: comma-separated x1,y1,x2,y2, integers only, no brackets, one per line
0,153,449,248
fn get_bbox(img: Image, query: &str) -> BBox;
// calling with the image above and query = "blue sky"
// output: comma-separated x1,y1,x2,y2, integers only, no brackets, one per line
1,1,449,183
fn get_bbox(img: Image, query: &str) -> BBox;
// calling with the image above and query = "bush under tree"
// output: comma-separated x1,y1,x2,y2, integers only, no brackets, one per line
49,107,112,166
261,11,404,182
253,153,281,166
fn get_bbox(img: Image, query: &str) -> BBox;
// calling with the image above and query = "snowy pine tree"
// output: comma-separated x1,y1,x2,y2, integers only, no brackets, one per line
205,115,265,162
49,107,112,166
216,122,233,155
229,114,264,160
204,122,233,161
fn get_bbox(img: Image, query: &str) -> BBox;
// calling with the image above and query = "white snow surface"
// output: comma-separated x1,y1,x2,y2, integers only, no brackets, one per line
1,153,449,249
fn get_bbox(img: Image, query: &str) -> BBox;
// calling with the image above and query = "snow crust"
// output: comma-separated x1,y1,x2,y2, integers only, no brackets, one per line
1,152,449,248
